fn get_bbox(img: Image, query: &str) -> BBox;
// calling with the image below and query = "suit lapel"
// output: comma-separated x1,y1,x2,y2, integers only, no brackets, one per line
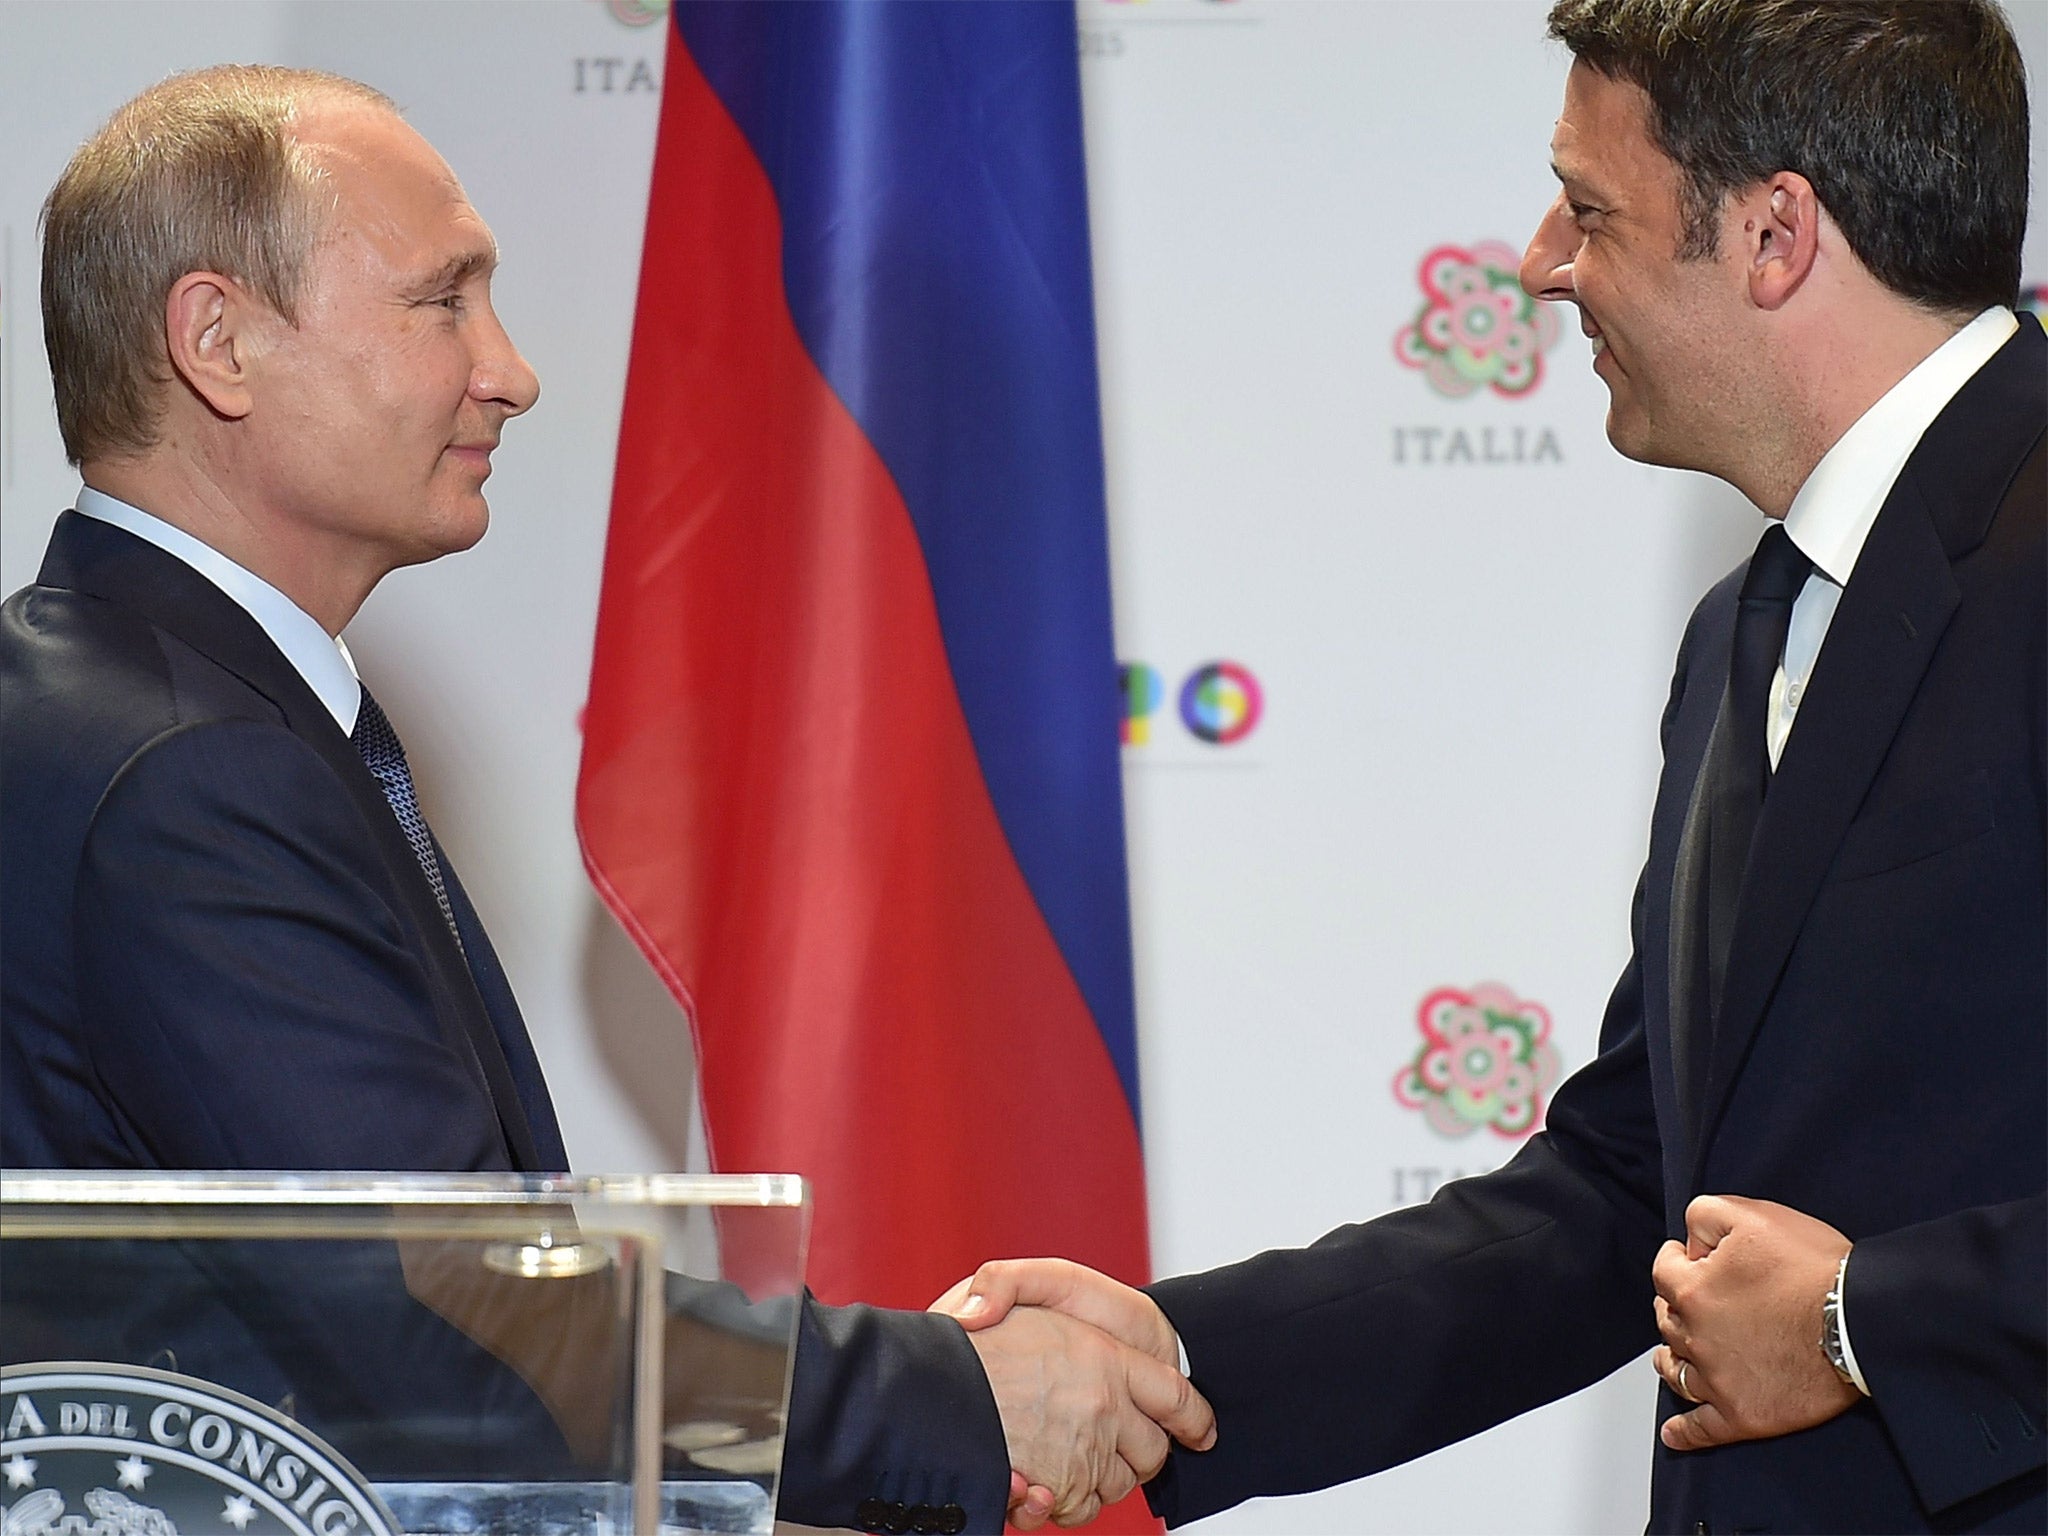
442,860,568,1170
44,512,546,1170
1690,483,1958,1172
1680,322,2048,1174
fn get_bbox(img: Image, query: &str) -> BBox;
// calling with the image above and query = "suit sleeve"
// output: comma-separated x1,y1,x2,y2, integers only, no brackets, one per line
781,1298,1011,1532
1139,615,1718,1528
73,716,511,1170
1850,1196,2047,1511
1141,935,1667,1526
1847,440,2048,1517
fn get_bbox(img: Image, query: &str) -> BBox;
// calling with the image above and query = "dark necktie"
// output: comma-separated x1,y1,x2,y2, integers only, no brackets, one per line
351,689,466,952
1704,522,1813,1019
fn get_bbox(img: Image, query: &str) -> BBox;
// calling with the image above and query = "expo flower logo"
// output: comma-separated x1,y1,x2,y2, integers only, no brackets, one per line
602,0,668,26
1394,982,1560,1138
1394,242,1560,400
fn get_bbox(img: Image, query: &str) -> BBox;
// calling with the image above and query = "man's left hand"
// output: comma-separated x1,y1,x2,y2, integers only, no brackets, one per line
1651,1194,1859,1452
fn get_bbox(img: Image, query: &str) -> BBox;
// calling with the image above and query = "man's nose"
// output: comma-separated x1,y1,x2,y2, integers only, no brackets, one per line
473,312,541,417
1520,195,1577,302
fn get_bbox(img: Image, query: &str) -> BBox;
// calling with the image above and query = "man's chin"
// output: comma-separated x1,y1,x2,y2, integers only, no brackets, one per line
439,493,492,549
1602,416,1715,478
449,509,490,553
1600,404,1659,465
397,503,491,568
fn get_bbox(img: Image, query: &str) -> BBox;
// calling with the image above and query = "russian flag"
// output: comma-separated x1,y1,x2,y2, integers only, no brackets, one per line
577,0,1153,1515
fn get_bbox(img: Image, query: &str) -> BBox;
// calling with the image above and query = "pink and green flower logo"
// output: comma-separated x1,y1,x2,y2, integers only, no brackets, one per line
1394,242,1559,399
603,0,669,26
1394,982,1560,1138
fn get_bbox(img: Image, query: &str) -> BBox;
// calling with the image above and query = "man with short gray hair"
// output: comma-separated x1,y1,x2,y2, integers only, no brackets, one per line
2,65,1210,1532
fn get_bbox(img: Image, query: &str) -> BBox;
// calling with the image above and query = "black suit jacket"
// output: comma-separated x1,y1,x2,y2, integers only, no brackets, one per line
0,512,1009,1529
1146,322,2047,1534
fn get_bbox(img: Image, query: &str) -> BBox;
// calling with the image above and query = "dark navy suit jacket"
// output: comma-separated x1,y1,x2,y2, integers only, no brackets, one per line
1145,322,2047,1534
0,512,1010,1529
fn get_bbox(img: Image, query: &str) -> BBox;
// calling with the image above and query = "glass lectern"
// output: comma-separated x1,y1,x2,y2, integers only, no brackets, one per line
0,1171,809,1536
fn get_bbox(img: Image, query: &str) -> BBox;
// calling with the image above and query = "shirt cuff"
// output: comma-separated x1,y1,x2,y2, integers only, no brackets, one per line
1836,1249,1872,1397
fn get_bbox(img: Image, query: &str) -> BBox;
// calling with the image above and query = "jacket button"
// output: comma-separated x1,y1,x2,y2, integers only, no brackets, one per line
907,1504,939,1534
854,1497,889,1533
938,1507,966,1535
883,1501,912,1534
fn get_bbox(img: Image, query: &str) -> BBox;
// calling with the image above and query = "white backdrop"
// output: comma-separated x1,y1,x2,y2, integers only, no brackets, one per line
4,3,2044,1531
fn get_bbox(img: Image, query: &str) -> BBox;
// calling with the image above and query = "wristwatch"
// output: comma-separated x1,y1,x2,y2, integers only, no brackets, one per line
1820,1250,1858,1387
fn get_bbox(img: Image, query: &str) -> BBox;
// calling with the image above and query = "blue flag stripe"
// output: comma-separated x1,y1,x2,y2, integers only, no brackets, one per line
674,0,1142,1119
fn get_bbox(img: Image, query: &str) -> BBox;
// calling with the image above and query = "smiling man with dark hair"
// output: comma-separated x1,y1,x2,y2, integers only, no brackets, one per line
943,3,2045,1530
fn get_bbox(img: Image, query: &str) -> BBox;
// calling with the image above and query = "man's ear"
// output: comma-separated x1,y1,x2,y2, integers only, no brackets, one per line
1742,171,1821,312
164,272,268,421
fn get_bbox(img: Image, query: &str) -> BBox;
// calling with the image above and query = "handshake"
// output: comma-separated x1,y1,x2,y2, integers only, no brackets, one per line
917,1196,1861,1527
927,1259,1217,1529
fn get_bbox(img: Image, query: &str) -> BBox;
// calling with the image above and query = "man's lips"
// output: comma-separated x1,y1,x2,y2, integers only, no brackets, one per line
445,443,496,471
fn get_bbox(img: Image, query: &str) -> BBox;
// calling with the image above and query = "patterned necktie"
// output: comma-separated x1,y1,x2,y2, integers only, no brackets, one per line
1705,521,1813,1018
351,689,465,952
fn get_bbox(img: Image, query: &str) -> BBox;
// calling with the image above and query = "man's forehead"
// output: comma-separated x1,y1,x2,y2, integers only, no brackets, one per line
1549,65,1662,192
296,99,467,210
295,95,422,162
1548,143,1608,197
294,103,495,269
1546,123,1604,200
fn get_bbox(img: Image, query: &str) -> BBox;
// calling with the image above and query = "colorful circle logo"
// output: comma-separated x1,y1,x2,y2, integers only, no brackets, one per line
1177,662,1262,745
1120,664,1165,745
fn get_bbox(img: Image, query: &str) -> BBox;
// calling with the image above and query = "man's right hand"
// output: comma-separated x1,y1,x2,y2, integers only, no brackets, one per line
932,1259,1210,1528
935,1258,1183,1368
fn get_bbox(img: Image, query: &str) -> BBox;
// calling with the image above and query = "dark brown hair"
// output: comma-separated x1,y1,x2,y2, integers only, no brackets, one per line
1547,0,2028,314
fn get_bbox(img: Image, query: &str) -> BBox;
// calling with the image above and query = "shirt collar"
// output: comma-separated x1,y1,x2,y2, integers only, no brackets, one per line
74,486,362,734
1782,307,2019,586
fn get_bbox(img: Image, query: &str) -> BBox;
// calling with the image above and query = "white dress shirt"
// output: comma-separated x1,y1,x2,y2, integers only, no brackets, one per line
74,486,362,735
1770,307,2019,769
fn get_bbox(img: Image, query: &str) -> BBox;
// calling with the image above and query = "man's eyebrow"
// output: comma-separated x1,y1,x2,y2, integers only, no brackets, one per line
407,246,497,294
1550,160,1610,204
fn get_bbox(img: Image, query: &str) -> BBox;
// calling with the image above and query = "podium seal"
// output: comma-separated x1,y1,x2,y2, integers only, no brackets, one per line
2,1362,398,1536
